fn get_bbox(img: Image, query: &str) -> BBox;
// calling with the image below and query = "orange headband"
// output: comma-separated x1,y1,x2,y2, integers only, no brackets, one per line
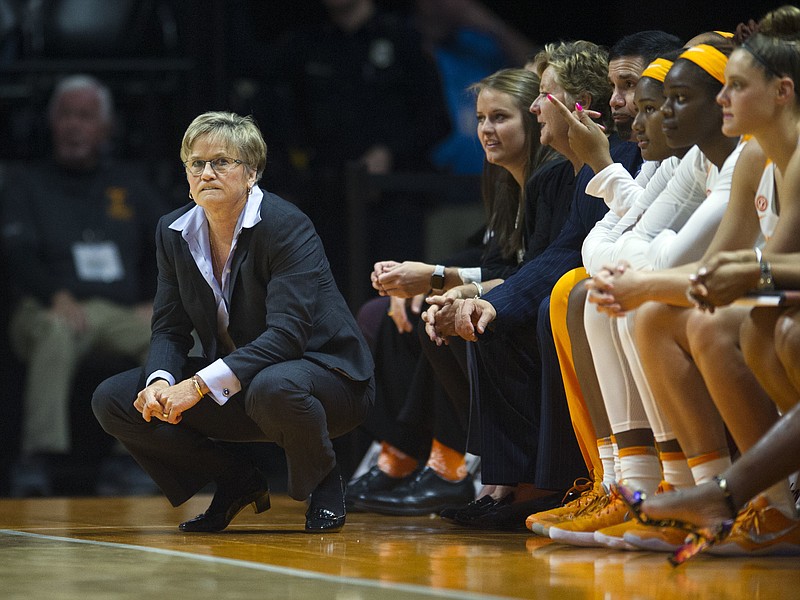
641,58,674,83
678,44,728,84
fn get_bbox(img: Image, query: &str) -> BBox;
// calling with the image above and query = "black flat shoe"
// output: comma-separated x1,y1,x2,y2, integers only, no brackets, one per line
305,465,346,533
179,468,270,533
440,494,510,523
452,492,564,531
305,505,347,533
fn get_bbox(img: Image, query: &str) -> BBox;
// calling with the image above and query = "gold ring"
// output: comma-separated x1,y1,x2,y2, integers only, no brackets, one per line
162,412,169,418
387,310,394,316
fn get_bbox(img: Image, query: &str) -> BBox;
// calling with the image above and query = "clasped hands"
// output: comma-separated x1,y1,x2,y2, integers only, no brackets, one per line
586,261,644,317
686,250,760,312
371,260,433,298
134,378,203,425
587,250,760,317
422,287,496,345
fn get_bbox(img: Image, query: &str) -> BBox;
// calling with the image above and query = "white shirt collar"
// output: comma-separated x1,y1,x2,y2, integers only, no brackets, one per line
169,185,264,235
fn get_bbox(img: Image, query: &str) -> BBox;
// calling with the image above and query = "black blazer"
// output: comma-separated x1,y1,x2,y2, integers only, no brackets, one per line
145,189,374,390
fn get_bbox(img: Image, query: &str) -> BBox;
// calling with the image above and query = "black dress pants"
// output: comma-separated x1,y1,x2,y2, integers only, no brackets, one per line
92,358,373,504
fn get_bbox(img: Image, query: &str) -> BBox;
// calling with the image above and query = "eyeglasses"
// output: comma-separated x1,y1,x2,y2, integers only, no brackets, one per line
183,157,244,176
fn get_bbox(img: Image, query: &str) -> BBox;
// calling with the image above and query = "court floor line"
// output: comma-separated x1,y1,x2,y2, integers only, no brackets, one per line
0,529,514,600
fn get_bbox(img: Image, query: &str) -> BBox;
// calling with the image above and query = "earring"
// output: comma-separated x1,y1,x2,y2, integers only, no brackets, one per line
247,186,252,195
189,192,194,200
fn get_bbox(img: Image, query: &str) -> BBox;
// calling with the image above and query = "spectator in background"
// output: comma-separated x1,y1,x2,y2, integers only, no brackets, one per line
256,0,451,294
413,0,537,174
1,75,165,497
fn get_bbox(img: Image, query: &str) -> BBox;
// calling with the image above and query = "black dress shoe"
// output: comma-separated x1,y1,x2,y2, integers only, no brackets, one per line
305,465,346,533
179,468,270,533
451,492,564,531
440,494,510,523
358,466,475,516
345,466,411,511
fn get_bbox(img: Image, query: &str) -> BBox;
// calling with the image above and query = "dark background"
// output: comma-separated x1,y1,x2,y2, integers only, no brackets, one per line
0,0,782,170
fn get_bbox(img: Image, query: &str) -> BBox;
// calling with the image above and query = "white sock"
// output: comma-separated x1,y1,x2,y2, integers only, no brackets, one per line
618,447,661,496
598,438,616,491
659,451,694,489
688,453,731,485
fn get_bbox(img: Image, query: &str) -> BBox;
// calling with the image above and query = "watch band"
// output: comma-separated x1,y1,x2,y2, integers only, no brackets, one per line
430,264,445,291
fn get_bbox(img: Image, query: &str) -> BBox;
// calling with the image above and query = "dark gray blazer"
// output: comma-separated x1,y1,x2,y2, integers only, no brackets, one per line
145,189,374,390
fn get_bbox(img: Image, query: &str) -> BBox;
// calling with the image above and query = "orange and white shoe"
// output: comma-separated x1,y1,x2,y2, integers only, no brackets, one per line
619,521,691,552
595,481,679,551
706,496,800,557
592,519,639,551
526,478,607,537
549,489,630,547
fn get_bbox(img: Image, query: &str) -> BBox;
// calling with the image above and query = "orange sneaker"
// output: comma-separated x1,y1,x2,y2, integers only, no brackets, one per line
593,482,678,551
706,496,800,557
620,521,691,552
595,481,680,551
525,478,607,537
593,520,641,551
549,489,630,547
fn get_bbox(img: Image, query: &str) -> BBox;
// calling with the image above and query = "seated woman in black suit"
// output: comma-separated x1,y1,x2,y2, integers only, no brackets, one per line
348,68,560,516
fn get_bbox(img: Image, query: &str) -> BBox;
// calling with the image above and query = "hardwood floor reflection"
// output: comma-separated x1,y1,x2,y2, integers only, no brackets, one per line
1,495,798,599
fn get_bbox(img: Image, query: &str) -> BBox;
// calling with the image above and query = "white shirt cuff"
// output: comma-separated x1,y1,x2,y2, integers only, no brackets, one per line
458,267,482,284
197,359,241,405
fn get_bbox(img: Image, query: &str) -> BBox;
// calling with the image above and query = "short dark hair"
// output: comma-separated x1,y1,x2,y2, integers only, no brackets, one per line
610,30,684,63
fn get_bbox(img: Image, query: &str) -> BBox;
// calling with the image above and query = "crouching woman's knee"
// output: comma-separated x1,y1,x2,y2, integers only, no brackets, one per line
92,367,146,433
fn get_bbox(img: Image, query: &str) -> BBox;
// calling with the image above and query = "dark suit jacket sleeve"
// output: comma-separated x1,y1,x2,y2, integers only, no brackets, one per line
222,203,325,386
484,142,641,333
145,215,197,380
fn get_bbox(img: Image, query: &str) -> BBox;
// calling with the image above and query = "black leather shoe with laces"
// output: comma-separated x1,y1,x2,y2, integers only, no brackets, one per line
358,466,475,516
346,466,411,511
179,467,270,533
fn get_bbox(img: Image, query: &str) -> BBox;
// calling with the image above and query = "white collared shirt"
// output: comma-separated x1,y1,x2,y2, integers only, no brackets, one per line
147,186,263,405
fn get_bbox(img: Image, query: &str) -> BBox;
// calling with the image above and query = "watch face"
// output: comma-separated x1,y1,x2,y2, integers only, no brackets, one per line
431,265,445,290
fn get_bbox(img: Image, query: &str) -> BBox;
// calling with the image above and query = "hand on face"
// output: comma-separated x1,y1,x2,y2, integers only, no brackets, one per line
545,93,611,172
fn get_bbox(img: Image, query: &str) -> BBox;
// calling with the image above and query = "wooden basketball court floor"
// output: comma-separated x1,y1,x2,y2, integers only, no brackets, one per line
2,494,799,600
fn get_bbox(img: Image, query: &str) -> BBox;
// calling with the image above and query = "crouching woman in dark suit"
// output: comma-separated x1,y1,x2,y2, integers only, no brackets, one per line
93,111,374,533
